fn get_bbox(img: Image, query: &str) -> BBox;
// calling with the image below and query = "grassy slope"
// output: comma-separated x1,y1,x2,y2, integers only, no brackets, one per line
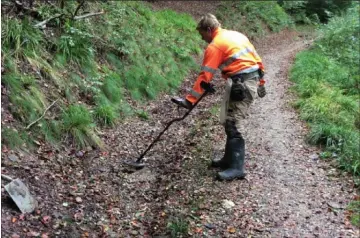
1,1,293,150
1,1,202,149
289,5,360,176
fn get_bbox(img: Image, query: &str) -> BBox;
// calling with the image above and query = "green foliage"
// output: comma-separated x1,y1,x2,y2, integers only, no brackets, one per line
94,104,117,126
289,5,360,176
348,200,360,227
136,110,149,120
305,0,353,23
57,22,95,65
62,104,102,148
315,6,360,84
278,0,354,23
39,120,62,145
1,17,43,56
1,128,25,149
101,72,123,104
3,71,47,122
167,217,189,238
217,1,294,37
278,1,313,24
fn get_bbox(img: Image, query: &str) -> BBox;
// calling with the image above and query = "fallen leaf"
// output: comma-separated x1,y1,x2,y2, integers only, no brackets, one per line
41,233,49,238
228,227,236,233
41,216,51,225
11,217,17,223
27,231,40,237
74,212,84,222
82,232,89,237
19,214,25,221
2,146,9,153
11,234,20,238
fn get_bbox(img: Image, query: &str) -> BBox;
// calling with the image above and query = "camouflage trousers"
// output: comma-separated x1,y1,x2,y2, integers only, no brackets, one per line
220,77,258,133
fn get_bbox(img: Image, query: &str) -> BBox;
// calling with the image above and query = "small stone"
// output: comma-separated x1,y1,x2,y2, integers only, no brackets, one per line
130,230,138,235
204,223,215,229
327,201,345,209
222,199,235,210
76,151,84,158
75,197,82,203
309,154,319,161
8,154,18,162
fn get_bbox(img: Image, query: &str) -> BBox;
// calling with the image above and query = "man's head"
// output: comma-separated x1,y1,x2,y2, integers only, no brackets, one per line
196,14,221,43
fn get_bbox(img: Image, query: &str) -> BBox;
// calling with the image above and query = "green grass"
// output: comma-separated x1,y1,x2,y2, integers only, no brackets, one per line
1,127,25,149
1,17,44,56
289,5,360,176
348,200,360,227
62,104,102,148
94,103,117,126
167,217,189,238
216,1,294,37
136,110,149,120
1,1,204,149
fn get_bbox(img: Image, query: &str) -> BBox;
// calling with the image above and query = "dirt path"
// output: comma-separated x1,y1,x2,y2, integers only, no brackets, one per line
1,4,359,238
95,31,358,237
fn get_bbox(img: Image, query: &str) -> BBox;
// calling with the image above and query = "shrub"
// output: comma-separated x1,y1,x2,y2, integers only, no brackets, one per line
94,104,117,126
62,104,102,148
217,1,293,37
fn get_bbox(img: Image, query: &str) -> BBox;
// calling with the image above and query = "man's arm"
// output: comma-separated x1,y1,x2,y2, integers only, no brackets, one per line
186,45,223,104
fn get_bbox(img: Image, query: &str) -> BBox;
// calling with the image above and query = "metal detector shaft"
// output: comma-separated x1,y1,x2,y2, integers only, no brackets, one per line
135,91,208,163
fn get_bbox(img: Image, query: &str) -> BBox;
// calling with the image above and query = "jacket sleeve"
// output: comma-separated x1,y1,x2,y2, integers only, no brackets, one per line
253,49,265,75
186,44,223,104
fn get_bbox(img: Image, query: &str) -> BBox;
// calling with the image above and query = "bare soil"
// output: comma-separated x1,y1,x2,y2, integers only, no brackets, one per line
1,2,359,238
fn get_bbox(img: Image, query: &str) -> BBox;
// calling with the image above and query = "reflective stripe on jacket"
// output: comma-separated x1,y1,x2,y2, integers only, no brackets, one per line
186,27,265,103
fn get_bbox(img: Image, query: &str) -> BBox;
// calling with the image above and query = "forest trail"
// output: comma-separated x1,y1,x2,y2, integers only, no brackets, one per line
1,2,358,237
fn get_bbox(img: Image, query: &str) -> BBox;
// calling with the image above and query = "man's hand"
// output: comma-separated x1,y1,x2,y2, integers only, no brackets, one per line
200,81,215,93
171,97,193,109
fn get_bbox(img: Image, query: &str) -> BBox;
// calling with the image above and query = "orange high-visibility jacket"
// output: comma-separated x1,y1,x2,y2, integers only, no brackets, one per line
186,27,265,104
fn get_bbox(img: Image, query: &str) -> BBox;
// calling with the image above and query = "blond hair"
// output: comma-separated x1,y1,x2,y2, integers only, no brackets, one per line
196,14,221,31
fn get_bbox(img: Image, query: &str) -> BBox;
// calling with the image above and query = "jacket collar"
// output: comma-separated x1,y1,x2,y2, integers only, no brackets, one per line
211,27,222,40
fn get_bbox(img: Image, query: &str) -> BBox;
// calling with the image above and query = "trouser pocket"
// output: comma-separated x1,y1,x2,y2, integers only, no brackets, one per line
230,83,247,101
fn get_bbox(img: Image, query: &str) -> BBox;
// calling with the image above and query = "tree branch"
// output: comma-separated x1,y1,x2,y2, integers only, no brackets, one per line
13,0,41,19
26,99,59,130
73,0,85,19
74,11,104,20
34,13,64,28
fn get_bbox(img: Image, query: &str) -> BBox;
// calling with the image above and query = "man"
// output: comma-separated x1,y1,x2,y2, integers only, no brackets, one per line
172,14,266,181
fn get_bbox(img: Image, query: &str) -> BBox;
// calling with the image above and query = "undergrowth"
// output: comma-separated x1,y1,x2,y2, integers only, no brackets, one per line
216,1,294,38
1,1,202,149
289,5,360,177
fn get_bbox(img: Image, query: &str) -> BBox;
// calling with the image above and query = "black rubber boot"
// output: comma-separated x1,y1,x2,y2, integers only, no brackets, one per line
217,137,246,181
211,138,230,169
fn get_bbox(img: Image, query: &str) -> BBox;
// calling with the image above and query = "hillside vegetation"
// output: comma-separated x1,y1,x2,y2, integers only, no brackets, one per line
289,4,360,177
1,0,294,150
2,1,203,149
